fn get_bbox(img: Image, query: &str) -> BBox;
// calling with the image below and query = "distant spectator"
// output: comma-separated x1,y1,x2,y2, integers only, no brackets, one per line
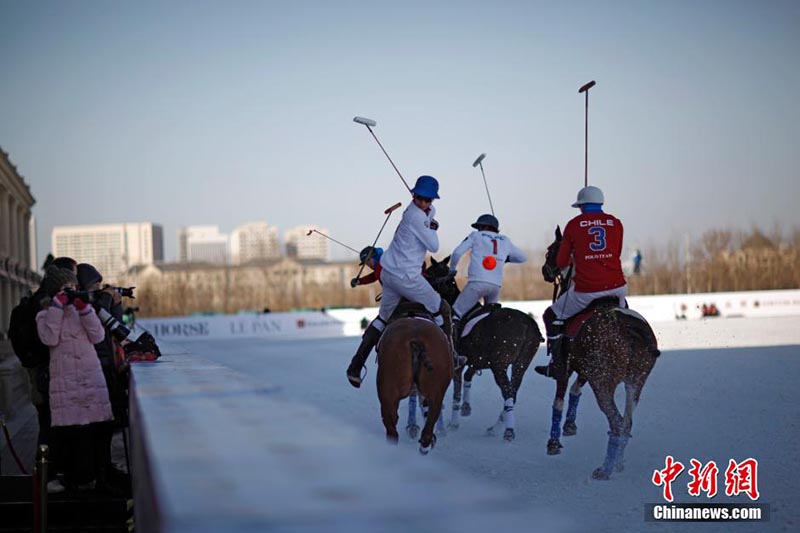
633,249,643,275
36,266,112,493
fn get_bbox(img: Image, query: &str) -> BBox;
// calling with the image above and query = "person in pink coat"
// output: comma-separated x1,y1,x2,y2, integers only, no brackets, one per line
36,266,113,492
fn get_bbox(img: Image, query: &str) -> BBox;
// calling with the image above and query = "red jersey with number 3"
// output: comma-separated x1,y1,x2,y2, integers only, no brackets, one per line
557,212,626,292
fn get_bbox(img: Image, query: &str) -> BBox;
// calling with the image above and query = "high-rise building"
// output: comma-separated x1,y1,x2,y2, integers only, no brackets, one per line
285,225,330,261
230,222,281,264
177,225,229,264
52,222,163,277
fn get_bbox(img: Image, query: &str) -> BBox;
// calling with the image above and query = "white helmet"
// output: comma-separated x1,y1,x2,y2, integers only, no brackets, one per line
571,185,604,208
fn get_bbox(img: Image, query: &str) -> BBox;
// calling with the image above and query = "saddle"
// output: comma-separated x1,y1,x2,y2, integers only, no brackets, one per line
564,296,624,339
458,302,502,338
564,297,660,357
389,301,438,323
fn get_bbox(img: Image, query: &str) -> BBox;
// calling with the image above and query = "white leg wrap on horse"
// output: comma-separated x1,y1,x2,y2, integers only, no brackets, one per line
554,398,565,411
463,381,472,404
503,398,515,430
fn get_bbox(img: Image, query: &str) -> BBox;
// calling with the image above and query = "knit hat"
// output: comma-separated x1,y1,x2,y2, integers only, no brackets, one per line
41,265,79,296
77,263,103,290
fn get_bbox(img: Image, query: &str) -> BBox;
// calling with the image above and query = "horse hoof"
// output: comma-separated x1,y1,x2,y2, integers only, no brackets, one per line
460,403,472,417
447,422,459,431
419,444,431,455
562,421,577,436
503,428,515,442
406,424,420,439
486,427,496,437
592,467,611,480
546,438,563,455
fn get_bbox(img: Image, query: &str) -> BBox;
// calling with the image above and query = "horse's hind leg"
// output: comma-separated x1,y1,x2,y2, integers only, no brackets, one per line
590,380,626,480
421,397,447,437
563,376,587,437
379,391,401,444
461,367,475,417
406,387,420,439
489,365,516,442
448,366,464,430
615,381,642,472
419,394,444,455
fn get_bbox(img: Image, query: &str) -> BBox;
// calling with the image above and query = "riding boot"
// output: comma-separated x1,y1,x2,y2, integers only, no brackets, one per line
346,325,382,388
535,314,566,379
437,300,464,368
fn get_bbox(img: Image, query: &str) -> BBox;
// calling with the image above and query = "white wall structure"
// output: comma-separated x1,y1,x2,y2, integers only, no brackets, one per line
285,225,330,261
0,147,40,335
52,222,164,277
177,225,228,264
230,222,280,264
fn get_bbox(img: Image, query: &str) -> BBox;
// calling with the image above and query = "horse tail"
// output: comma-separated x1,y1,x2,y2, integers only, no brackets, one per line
410,340,433,386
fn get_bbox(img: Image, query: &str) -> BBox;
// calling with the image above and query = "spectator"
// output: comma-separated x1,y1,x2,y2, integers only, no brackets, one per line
77,263,129,492
36,265,112,493
633,249,643,275
8,257,77,484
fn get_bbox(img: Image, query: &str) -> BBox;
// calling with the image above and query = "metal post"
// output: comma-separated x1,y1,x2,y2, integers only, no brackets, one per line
34,444,48,533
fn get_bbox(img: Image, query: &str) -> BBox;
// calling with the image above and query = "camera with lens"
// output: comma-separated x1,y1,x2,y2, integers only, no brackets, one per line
64,288,94,305
109,286,135,298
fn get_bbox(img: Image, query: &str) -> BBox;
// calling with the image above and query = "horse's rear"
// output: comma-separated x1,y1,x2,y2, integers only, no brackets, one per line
570,310,659,479
377,318,453,453
451,307,542,441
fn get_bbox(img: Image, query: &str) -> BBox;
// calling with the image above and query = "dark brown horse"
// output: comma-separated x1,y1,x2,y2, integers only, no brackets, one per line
377,315,453,454
424,257,543,442
541,226,660,479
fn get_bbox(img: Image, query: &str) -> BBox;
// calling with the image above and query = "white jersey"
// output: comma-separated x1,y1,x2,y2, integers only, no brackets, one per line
450,230,526,287
380,202,439,276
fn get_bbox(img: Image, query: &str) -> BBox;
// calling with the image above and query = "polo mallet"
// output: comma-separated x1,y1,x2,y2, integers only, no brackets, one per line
472,152,494,216
353,116,412,193
355,202,402,279
578,80,596,187
306,229,360,255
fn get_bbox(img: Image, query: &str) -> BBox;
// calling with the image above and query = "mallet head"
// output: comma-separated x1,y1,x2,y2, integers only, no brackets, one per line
384,202,402,215
306,229,313,236
353,116,377,127
472,153,487,168
579,80,596,93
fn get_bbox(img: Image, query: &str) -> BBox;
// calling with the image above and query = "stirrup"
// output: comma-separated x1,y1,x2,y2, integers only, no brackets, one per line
346,363,366,388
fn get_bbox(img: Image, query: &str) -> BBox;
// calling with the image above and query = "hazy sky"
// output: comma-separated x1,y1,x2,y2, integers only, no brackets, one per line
1,0,798,266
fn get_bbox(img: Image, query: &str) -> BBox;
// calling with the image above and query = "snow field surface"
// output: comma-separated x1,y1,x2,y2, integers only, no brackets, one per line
176,316,800,532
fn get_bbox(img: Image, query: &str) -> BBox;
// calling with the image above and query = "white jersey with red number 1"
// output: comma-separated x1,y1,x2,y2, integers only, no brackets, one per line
450,230,527,287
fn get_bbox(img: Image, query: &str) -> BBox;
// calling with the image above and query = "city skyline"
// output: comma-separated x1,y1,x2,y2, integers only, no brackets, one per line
1,1,798,267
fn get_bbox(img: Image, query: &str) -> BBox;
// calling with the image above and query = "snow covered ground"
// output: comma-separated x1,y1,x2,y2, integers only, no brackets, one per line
168,316,800,532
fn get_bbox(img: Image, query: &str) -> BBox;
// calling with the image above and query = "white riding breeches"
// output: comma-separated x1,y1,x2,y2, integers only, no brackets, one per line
551,284,627,320
453,281,500,318
378,268,442,324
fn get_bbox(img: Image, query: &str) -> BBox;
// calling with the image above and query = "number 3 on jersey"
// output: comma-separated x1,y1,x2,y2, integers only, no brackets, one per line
588,227,606,251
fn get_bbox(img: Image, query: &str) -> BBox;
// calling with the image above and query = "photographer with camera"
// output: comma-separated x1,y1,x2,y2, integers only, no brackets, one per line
35,266,112,493
76,263,134,493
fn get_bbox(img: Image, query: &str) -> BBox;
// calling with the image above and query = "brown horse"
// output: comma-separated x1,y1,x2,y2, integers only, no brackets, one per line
542,226,660,479
377,316,453,454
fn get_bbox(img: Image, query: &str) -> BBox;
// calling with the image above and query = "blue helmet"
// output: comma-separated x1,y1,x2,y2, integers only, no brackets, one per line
359,246,383,265
471,214,499,232
411,175,440,199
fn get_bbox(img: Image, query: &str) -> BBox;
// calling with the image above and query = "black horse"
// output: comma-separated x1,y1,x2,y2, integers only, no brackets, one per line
423,256,543,442
541,226,660,479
